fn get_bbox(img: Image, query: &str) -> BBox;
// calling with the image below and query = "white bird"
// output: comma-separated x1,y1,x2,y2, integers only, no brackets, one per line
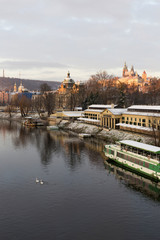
36,178,40,183
40,180,44,185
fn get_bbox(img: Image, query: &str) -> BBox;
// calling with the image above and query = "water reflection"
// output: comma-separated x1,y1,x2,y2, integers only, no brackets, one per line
49,131,84,170
104,160,160,201
1,120,160,201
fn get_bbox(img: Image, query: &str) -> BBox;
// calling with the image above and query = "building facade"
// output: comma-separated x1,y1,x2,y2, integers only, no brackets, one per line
55,72,84,111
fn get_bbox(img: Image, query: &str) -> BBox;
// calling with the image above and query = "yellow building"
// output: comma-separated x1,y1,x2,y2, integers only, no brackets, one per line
79,104,160,135
118,105,160,134
80,104,116,126
101,108,127,129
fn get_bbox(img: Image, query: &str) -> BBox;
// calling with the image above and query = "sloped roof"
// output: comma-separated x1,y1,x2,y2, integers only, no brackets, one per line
89,104,116,109
108,108,127,115
119,140,160,154
128,105,160,111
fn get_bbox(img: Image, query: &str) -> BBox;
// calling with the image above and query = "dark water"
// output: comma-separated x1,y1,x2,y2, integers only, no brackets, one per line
0,120,160,240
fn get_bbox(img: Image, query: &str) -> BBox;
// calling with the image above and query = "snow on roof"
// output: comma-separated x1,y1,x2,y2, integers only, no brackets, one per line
89,104,116,109
128,105,160,110
119,140,160,154
116,123,152,131
109,108,127,115
123,111,160,117
77,117,100,123
62,111,83,117
84,109,104,113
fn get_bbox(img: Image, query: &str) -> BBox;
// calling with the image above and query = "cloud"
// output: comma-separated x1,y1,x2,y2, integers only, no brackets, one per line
0,60,68,70
0,0,159,81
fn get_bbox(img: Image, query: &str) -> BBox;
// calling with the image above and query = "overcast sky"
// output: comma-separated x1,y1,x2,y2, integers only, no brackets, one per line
0,0,160,82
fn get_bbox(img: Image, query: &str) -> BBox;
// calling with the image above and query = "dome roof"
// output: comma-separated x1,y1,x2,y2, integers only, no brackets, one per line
63,72,75,84
18,82,25,92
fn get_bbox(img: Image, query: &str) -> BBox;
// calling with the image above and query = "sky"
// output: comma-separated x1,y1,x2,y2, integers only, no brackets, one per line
0,0,160,82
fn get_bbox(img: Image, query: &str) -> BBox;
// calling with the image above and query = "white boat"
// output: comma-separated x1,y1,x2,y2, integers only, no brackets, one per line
79,133,91,139
104,140,160,181
47,125,59,130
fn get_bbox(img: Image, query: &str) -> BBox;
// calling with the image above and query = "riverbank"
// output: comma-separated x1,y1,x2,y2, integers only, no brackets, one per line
58,120,154,145
0,112,154,145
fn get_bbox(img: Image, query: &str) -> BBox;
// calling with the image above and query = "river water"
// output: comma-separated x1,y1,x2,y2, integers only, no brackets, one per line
0,120,160,240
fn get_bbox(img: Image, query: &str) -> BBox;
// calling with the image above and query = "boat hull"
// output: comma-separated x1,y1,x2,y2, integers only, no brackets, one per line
104,147,160,182
104,157,159,182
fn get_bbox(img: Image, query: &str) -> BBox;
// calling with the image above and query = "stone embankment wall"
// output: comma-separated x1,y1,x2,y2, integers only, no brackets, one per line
58,120,154,145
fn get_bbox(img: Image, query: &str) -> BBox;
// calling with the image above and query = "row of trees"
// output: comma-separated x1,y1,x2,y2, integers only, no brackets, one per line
5,71,160,117
6,83,55,117
77,71,160,109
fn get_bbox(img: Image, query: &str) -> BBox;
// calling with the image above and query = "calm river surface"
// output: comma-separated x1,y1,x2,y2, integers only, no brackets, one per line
0,120,160,240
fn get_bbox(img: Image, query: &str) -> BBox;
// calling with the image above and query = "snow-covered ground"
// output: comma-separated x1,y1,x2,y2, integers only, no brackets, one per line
59,120,154,145
0,112,40,120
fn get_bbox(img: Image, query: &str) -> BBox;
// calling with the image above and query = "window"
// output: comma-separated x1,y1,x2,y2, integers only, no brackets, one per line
138,123,141,126
139,118,141,122
142,123,146,127
122,117,125,120
142,119,146,122
127,117,129,120
131,117,132,121
135,118,137,121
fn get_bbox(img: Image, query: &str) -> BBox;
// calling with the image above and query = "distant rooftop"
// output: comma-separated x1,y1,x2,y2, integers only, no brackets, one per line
128,105,160,111
88,104,116,109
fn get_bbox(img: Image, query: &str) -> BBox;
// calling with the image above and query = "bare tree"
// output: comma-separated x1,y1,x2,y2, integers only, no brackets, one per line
32,95,44,116
42,92,55,117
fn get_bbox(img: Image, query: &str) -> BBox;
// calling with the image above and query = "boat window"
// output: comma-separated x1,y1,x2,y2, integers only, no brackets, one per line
110,150,114,155
145,162,149,168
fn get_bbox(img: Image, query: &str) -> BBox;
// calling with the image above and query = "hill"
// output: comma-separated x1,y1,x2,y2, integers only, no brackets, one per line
0,77,60,91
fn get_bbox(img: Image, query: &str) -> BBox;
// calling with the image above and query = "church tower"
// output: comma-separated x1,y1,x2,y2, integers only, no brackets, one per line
130,65,135,76
122,62,129,77
142,71,147,82
14,83,17,92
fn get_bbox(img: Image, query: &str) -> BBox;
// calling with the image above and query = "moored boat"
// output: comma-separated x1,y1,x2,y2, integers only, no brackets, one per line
47,125,59,130
23,117,45,127
104,140,160,181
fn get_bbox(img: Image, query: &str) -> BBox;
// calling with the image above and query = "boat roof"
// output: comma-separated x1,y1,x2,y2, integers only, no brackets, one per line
119,140,160,154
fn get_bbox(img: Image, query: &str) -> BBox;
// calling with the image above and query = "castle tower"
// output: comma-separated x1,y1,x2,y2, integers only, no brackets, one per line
130,65,135,76
142,71,147,81
122,62,129,77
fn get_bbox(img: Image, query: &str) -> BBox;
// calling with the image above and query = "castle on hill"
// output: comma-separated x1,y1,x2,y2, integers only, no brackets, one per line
118,62,150,91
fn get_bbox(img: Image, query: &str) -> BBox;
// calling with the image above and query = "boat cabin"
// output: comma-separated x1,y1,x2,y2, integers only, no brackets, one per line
119,140,160,161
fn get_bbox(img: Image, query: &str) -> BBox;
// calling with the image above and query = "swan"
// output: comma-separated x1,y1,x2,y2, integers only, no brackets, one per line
36,178,40,183
40,180,44,185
